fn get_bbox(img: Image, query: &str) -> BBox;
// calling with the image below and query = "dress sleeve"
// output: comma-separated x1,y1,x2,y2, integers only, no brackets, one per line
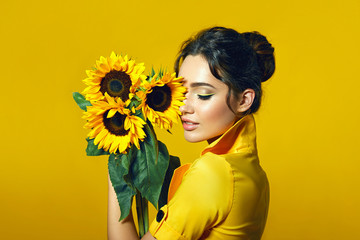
149,153,234,240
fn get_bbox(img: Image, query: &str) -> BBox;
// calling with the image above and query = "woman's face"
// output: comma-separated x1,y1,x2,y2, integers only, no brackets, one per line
179,55,240,143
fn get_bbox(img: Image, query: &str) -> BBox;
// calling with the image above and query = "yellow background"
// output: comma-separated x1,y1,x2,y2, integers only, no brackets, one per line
1,0,359,239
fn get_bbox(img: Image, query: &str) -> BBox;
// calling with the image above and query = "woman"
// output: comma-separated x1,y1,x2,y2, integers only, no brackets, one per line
108,26,275,240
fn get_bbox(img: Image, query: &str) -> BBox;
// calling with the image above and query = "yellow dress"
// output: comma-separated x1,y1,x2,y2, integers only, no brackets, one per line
149,114,269,240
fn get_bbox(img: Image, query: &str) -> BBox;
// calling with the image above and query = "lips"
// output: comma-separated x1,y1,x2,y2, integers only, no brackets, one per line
181,117,199,131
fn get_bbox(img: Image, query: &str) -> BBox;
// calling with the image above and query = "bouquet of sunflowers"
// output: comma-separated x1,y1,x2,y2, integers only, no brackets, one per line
73,52,186,237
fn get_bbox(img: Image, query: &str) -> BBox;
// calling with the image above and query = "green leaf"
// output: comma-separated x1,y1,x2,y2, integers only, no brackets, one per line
131,125,169,208
121,146,135,185
108,154,137,221
159,68,163,78
150,67,155,78
158,155,181,209
72,92,92,111
85,138,109,156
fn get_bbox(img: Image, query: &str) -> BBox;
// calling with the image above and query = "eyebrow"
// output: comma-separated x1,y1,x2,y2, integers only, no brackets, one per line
189,82,216,89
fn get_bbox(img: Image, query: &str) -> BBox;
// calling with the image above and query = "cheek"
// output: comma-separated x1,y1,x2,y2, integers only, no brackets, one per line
200,100,236,126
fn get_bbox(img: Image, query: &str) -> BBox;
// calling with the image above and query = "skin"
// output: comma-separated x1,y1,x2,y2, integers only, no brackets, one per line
107,54,255,240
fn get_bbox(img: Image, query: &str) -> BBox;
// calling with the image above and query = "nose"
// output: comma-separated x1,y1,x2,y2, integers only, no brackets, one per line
179,96,193,115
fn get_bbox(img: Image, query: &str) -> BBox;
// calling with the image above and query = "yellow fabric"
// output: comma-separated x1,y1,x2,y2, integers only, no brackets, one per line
149,114,269,240
168,163,191,202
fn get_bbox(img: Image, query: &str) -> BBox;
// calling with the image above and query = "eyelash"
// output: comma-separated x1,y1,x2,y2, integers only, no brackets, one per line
197,94,214,100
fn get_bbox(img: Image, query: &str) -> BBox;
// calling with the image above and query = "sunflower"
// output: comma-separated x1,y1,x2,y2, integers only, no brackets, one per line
82,52,146,102
140,72,186,130
83,93,146,154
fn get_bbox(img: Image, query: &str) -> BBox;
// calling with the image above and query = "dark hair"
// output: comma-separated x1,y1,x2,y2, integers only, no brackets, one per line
175,26,275,114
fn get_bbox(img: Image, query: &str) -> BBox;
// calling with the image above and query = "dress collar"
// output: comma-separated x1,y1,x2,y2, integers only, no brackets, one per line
201,114,258,156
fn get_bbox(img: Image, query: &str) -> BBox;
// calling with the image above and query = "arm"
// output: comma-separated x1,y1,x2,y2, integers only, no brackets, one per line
107,173,156,240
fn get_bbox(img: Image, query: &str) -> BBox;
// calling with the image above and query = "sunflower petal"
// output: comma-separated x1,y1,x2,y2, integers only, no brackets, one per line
94,128,108,145
109,136,122,154
106,109,117,118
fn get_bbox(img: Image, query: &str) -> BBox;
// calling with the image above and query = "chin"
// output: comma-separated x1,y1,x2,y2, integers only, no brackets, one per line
184,137,202,143
184,133,204,143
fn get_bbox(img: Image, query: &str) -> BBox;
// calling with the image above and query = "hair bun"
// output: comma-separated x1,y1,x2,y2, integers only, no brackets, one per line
241,31,275,82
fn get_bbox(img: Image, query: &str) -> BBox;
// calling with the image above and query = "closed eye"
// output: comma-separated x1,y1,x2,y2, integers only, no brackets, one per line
197,94,214,100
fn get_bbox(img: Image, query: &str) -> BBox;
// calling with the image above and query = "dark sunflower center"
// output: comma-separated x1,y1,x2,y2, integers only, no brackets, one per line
109,80,123,92
103,110,129,136
146,85,172,112
100,70,131,101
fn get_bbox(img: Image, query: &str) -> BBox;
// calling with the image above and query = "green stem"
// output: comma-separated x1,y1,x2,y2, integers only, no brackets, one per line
135,191,149,238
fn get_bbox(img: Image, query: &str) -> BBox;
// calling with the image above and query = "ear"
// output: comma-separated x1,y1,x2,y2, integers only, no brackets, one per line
236,89,255,113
